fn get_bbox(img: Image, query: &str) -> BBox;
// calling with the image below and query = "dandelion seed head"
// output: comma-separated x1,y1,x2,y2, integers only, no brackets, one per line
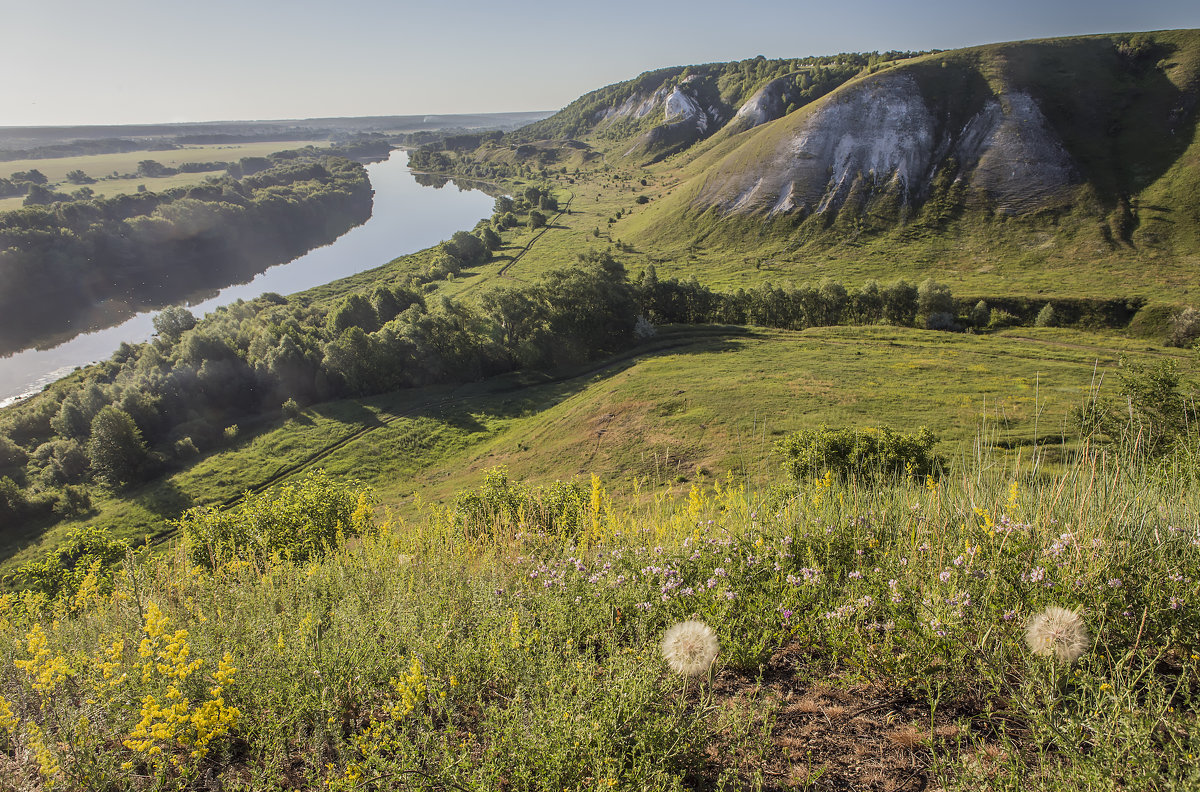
1025,606,1089,664
661,620,719,677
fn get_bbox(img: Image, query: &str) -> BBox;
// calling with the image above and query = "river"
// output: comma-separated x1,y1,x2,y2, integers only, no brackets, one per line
0,150,495,406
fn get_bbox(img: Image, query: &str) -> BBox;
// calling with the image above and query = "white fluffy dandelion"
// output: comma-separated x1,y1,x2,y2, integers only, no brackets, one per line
661,620,719,677
1025,606,1089,664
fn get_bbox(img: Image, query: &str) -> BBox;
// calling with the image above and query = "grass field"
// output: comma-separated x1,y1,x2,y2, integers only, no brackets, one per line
0,140,329,210
5,322,1188,576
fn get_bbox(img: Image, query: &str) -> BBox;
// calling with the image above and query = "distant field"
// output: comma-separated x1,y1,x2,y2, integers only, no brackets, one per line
0,140,330,210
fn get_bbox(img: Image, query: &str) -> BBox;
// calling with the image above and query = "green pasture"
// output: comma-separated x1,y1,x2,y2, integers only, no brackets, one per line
0,140,331,210
6,322,1186,574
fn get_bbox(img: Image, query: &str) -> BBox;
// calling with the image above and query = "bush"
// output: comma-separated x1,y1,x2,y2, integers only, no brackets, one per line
917,279,955,323
176,471,375,569
454,467,589,537
882,280,918,326
775,425,942,481
969,300,989,327
174,436,200,460
10,525,126,602
1035,302,1058,328
988,308,1020,329
0,475,27,519
1072,359,1197,456
281,398,303,421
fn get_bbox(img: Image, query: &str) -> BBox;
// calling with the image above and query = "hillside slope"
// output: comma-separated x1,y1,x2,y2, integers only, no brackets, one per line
671,33,1200,225
454,31,1199,288
511,52,925,163
5,322,1187,573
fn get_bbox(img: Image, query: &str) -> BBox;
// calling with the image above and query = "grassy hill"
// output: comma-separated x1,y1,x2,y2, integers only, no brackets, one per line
429,30,1200,301
1,441,1197,790
5,321,1189,574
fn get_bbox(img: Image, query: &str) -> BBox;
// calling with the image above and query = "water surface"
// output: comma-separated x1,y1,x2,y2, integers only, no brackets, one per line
0,151,494,406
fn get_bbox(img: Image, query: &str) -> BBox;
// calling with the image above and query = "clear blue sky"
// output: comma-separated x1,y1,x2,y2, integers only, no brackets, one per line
6,0,1199,127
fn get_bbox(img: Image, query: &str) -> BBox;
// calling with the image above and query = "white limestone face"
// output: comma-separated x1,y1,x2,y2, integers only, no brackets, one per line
697,72,1078,217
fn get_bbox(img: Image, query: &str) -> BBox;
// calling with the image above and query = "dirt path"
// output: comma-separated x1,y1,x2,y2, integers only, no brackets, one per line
497,192,574,278
147,325,746,545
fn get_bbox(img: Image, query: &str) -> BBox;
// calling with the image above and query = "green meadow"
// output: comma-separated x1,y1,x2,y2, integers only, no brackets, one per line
1,439,1196,790
0,141,329,210
6,321,1188,576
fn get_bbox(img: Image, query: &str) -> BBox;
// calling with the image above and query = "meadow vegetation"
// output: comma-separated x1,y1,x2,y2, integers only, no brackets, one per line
0,442,1197,789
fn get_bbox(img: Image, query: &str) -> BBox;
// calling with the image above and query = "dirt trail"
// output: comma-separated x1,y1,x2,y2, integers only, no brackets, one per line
497,193,574,278
147,325,746,545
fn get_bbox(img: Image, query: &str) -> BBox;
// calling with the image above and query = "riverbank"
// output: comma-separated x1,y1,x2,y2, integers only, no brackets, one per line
1,150,494,405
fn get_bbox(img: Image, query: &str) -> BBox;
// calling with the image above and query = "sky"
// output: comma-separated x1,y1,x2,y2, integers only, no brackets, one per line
5,0,1200,127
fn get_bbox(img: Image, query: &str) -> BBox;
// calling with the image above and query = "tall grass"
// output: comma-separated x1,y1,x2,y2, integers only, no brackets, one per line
0,446,1196,790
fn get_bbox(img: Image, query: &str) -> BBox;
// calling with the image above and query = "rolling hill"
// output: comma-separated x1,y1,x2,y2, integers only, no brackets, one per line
438,30,1200,300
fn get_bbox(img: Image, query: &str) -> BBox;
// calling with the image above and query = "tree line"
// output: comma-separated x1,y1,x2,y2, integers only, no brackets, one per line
0,196,628,527
0,190,1178,536
0,153,374,355
634,267,1145,332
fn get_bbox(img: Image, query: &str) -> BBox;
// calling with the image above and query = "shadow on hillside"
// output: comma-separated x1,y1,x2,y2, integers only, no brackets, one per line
132,479,194,522
427,327,755,425
309,400,386,429
1007,37,1199,205
0,478,194,571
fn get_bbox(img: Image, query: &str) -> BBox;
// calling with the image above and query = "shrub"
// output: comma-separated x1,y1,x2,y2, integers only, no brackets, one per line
87,405,147,487
775,425,942,481
988,308,1020,329
1072,359,1197,456
917,279,955,323
454,467,588,537
0,434,27,470
176,471,375,569
969,299,989,327
174,436,200,460
882,279,918,326
10,525,126,602
0,475,27,519
1035,302,1058,328
281,398,303,421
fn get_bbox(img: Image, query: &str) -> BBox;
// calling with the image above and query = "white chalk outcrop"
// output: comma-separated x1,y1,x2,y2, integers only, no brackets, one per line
696,71,1080,217
728,75,796,133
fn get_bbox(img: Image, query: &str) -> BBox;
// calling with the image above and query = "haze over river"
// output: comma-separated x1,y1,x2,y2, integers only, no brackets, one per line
0,151,494,406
